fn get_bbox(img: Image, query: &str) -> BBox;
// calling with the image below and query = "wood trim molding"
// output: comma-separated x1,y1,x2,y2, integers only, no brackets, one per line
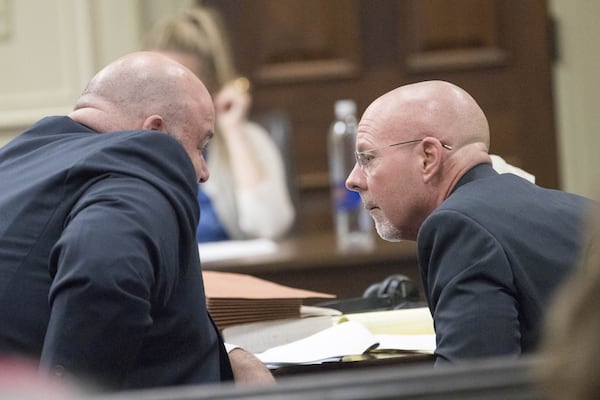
406,47,508,73
256,59,360,84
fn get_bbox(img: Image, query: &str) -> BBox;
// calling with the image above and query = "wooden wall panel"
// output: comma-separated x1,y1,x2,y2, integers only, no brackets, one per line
209,0,557,235
0,0,95,142
403,0,508,72
251,0,361,83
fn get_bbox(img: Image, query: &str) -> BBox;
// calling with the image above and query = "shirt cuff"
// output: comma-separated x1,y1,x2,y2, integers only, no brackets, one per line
224,342,242,353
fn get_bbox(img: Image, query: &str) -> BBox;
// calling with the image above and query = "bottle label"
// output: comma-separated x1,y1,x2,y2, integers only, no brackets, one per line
332,182,361,211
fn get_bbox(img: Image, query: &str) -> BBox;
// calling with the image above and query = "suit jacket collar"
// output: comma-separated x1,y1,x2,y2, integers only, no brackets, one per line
450,163,497,196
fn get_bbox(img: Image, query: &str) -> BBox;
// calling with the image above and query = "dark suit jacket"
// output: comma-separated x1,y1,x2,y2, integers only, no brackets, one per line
0,116,232,390
417,163,592,364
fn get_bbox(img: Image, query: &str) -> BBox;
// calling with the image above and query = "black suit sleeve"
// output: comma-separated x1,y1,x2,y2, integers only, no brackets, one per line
42,173,181,388
418,209,521,364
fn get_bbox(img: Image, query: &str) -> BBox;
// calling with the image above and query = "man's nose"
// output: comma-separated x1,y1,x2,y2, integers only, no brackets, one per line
346,164,363,192
197,158,210,183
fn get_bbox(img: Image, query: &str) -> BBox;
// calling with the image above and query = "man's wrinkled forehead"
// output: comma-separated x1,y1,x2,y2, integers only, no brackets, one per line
359,97,405,142
357,113,383,142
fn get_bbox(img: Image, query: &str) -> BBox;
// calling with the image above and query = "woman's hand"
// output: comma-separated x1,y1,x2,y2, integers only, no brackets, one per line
214,77,252,132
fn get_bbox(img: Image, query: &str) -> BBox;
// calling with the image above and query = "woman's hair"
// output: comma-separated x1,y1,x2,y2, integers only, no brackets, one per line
537,203,600,400
144,6,237,94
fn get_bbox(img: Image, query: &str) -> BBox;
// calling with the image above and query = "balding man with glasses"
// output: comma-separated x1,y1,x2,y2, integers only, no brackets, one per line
346,80,593,365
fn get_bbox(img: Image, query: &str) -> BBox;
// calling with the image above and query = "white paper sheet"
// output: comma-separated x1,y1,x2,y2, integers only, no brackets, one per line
255,321,378,366
374,334,436,352
198,239,278,263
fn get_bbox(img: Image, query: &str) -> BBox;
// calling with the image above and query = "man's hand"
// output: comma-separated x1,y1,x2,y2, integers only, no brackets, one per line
228,348,275,385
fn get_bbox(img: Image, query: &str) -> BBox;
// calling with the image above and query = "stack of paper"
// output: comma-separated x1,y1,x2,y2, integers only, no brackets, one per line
250,308,436,367
255,321,379,367
336,307,435,335
222,306,341,353
202,271,335,329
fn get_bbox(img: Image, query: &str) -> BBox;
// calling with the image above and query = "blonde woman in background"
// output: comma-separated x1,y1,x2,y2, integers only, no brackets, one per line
145,6,295,242
537,202,600,400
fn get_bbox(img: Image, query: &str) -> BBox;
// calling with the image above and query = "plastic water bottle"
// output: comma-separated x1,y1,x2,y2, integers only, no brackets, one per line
328,99,374,251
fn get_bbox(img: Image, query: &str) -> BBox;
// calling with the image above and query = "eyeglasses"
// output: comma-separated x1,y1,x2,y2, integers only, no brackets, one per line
354,138,452,173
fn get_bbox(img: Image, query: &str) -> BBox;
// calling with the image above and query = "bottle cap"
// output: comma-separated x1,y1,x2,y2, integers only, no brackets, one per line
334,99,356,119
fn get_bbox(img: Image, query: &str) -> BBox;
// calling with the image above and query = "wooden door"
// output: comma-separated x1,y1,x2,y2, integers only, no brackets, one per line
207,0,557,235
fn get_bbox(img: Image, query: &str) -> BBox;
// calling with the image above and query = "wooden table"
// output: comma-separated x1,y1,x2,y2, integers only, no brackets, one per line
202,231,420,300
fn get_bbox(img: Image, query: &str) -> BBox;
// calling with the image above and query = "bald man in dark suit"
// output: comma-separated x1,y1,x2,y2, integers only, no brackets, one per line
346,80,593,364
0,52,272,390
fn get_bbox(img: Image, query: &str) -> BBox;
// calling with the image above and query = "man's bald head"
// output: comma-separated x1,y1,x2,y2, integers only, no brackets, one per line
346,80,493,241
69,51,215,182
362,80,490,154
70,51,213,133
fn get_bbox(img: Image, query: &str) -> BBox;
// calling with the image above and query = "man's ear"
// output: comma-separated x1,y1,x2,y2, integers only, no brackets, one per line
421,138,443,183
142,115,165,132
